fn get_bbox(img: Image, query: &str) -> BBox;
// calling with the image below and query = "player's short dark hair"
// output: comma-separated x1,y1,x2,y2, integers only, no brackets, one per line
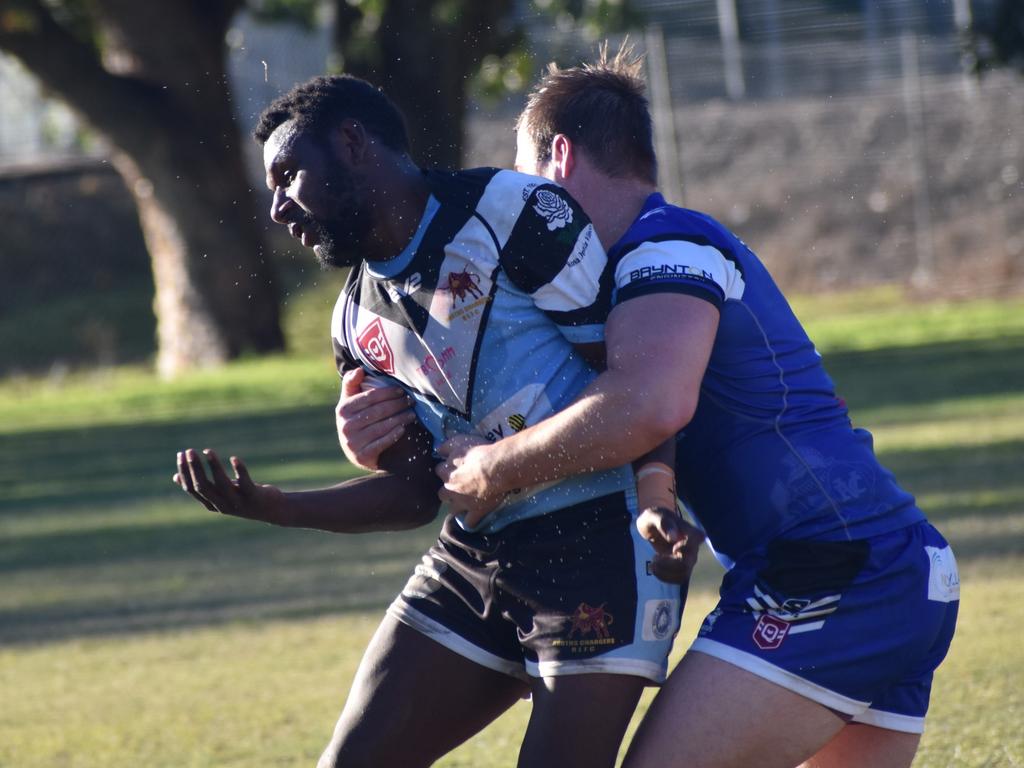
253,74,409,154
517,43,656,184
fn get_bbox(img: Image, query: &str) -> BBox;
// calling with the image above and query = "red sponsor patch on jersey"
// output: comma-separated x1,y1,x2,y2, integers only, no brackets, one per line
752,614,790,650
357,318,395,375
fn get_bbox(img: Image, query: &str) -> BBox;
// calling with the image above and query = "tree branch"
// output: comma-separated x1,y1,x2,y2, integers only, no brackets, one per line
0,0,164,140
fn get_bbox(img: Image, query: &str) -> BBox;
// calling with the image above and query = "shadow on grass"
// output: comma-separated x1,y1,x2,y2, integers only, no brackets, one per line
878,438,1024,501
0,403,353,516
823,334,1024,413
0,517,440,646
2,337,1021,647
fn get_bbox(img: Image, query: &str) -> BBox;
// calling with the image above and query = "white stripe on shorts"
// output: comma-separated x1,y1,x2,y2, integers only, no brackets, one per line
528,656,667,683
387,598,528,681
690,638,870,716
851,707,925,734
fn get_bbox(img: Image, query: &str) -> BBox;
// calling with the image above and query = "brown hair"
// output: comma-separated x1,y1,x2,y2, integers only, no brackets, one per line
517,43,656,184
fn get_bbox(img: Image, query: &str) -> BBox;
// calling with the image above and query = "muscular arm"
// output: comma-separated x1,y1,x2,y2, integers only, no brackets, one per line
442,293,718,498
176,419,440,534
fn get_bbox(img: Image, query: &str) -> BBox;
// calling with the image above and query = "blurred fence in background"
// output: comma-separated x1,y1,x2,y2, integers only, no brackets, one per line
1,0,1020,297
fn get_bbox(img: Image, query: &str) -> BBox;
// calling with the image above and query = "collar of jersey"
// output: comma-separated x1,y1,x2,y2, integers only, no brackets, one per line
364,194,441,279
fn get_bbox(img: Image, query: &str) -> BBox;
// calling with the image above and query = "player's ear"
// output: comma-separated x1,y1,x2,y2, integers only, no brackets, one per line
331,118,368,164
551,134,575,181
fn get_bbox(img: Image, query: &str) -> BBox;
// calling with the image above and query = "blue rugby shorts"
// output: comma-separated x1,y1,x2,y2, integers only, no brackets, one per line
690,520,959,733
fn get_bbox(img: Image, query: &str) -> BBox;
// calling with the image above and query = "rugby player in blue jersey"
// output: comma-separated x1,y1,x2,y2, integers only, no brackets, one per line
174,74,696,768
340,49,959,768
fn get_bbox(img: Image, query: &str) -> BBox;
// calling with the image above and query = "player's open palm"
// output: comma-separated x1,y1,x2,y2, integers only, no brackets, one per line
174,448,288,525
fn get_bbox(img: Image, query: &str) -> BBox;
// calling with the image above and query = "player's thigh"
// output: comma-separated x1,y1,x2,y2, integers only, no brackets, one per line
518,673,648,768
319,614,528,768
800,722,920,768
622,651,846,768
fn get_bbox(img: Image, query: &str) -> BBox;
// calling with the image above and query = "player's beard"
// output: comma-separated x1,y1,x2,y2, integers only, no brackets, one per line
305,164,373,270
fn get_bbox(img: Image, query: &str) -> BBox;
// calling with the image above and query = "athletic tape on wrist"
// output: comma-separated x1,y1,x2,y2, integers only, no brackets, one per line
636,461,678,514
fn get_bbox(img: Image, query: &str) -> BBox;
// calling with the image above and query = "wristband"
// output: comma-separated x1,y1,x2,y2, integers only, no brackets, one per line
636,461,678,514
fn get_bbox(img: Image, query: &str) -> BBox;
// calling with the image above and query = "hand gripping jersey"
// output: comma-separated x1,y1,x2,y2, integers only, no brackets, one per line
332,168,632,533
609,193,925,565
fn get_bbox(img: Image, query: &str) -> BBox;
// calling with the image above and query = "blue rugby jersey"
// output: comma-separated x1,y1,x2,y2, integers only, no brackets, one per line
608,193,925,565
332,168,632,533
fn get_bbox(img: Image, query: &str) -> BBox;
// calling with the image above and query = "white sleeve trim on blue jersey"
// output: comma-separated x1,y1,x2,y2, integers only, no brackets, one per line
531,223,606,312
614,240,746,302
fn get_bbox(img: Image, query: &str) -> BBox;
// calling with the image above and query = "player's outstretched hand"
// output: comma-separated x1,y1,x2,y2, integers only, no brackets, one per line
636,507,705,584
173,448,288,525
336,368,416,471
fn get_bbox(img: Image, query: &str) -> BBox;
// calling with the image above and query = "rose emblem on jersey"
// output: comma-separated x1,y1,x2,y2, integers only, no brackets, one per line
533,189,574,231
357,317,395,375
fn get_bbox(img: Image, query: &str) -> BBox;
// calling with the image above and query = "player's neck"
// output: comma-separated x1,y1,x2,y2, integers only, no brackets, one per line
364,158,432,263
585,178,654,249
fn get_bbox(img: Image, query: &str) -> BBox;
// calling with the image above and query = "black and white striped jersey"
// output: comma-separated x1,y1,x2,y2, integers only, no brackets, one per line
331,168,632,532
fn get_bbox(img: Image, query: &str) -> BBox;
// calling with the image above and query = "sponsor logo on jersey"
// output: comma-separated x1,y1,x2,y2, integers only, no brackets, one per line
418,346,456,378
357,318,395,375
628,264,714,283
386,272,423,302
442,268,490,323
566,225,593,267
551,602,617,652
770,451,875,516
443,268,484,306
752,613,790,650
533,189,574,231
477,386,549,446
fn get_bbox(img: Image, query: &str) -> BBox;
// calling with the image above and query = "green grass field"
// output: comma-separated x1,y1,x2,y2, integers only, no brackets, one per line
1,286,1022,767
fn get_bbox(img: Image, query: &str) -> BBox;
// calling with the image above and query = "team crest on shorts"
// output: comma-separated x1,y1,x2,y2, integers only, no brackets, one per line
747,583,843,650
642,599,680,641
551,602,617,653
752,614,790,649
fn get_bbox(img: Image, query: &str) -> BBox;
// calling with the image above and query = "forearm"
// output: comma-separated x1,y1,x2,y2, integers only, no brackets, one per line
634,438,679,514
280,471,440,533
481,369,677,495
287,417,441,532
469,294,717,496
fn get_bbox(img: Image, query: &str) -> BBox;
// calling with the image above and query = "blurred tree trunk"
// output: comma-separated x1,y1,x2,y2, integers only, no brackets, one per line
0,0,284,376
332,0,517,170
